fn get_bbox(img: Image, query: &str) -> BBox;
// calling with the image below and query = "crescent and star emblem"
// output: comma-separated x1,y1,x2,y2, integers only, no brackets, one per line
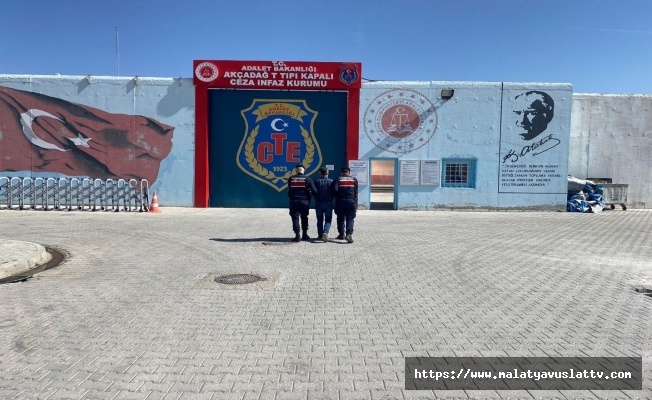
19,109,92,152
270,118,288,132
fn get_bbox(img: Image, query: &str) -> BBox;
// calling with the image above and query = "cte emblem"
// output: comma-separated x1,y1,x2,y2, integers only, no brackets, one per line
236,99,322,191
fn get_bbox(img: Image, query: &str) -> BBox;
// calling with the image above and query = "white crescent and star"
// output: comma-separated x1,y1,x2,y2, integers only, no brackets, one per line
19,109,92,151
270,118,288,132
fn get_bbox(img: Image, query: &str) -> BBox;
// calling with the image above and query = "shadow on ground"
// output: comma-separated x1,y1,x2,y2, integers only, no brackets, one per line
209,237,350,245
210,237,291,243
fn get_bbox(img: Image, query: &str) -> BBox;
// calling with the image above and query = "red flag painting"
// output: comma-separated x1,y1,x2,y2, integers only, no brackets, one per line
0,86,174,183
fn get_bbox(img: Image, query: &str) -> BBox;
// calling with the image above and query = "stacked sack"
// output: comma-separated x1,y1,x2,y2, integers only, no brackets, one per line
567,176,606,213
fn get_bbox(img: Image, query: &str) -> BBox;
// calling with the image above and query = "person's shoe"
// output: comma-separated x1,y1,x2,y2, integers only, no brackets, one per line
292,233,301,242
345,235,353,243
336,233,345,240
322,233,329,242
302,233,310,241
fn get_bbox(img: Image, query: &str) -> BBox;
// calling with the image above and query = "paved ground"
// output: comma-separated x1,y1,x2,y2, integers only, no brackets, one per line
0,207,650,400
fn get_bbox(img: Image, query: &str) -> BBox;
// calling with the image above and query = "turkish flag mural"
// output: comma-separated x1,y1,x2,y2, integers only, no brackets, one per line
0,86,174,183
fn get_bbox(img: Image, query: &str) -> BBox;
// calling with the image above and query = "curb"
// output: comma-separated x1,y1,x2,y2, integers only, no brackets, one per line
0,239,52,280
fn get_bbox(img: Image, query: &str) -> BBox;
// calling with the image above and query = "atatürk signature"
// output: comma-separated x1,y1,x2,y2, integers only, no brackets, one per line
502,134,561,164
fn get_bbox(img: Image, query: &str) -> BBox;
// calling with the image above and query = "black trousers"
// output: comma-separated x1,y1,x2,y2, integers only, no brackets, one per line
335,199,356,235
289,200,310,233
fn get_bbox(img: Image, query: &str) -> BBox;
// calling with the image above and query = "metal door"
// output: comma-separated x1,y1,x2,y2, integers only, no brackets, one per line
209,89,347,208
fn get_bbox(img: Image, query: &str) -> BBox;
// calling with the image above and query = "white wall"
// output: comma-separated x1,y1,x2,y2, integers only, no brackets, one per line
0,75,195,206
358,81,573,210
570,94,652,208
5,74,649,209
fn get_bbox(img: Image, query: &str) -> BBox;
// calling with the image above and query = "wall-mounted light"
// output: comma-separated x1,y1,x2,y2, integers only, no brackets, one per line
441,89,454,99
85,75,92,84
134,76,140,86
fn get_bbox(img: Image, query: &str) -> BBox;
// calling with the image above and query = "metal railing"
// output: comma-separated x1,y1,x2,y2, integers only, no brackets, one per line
0,177,150,212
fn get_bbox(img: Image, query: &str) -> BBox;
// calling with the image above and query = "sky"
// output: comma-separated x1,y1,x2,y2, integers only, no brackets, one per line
1,0,652,95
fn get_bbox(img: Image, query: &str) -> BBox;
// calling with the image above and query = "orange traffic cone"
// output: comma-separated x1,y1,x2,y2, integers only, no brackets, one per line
149,190,161,213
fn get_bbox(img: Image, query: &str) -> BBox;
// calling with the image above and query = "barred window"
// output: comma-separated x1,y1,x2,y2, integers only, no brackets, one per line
442,159,476,188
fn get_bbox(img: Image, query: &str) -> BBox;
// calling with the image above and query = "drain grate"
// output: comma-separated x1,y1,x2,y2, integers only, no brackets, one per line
43,247,66,271
214,274,265,285
0,275,31,284
0,247,66,285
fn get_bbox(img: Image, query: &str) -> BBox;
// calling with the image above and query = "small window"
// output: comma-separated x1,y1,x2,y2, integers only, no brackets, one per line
441,158,476,188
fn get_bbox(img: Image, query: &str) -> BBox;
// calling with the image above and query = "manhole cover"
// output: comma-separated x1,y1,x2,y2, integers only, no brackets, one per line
214,274,265,285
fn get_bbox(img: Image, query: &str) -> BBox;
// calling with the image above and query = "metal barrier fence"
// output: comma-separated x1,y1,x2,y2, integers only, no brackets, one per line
0,177,150,212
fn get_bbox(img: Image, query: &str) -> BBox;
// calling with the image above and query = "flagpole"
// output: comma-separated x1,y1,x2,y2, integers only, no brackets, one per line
116,26,120,76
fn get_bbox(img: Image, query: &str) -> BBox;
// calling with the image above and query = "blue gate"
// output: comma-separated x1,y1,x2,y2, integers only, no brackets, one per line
209,90,347,208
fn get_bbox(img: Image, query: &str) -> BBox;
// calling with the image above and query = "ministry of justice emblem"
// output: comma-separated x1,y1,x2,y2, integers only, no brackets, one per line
236,99,322,192
363,89,438,155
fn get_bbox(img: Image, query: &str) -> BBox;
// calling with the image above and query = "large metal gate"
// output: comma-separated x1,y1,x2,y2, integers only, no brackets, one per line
0,177,150,212
208,89,348,208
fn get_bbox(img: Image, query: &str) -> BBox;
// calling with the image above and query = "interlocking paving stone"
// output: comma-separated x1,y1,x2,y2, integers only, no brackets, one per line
1,208,651,400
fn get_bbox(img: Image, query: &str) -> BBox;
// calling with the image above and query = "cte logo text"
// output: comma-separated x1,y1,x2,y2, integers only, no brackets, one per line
257,133,300,163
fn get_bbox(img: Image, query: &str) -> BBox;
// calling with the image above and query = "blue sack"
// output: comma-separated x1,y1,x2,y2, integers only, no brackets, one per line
588,193,602,202
567,199,591,213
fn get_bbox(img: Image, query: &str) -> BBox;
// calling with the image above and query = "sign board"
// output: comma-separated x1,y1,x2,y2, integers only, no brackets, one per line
399,160,420,185
349,160,368,185
193,60,362,90
420,160,441,186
